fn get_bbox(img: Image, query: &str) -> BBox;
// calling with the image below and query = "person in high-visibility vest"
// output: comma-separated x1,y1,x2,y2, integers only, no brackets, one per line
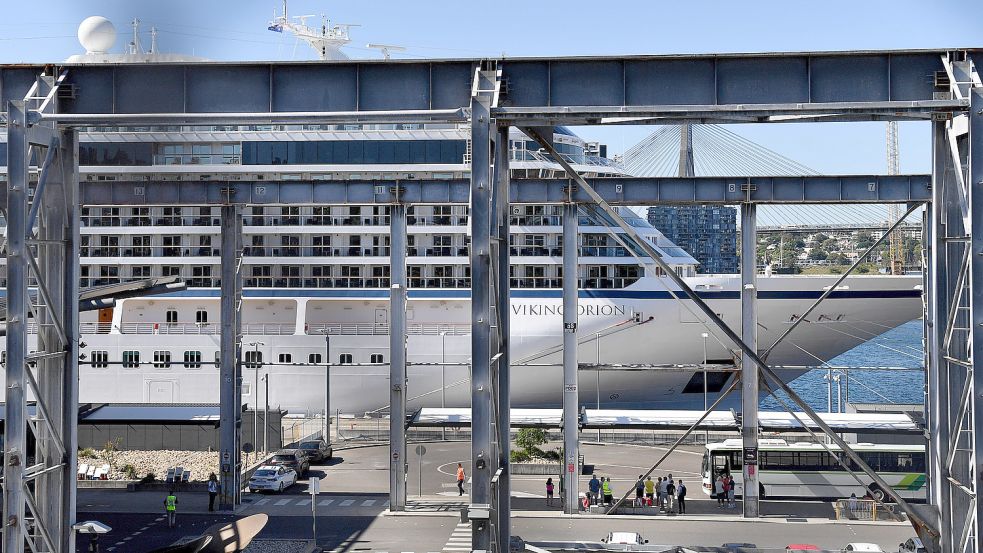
164,490,178,528
601,477,612,505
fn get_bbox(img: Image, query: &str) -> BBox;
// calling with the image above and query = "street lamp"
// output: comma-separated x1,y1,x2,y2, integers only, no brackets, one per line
440,331,448,441
262,373,269,455
319,330,331,444
596,332,601,442
248,341,265,461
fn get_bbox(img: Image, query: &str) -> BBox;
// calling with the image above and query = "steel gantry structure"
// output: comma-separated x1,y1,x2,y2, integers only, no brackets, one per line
1,49,980,552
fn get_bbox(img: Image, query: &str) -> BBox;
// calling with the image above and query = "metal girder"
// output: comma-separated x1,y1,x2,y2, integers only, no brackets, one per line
966,87,983,553
389,204,407,511
469,63,500,553
70,175,932,207
561,202,580,514
492,125,511,549
740,204,759,518
218,204,243,510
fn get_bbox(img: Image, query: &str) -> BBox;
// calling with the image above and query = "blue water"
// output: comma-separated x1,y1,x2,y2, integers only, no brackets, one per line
760,319,925,411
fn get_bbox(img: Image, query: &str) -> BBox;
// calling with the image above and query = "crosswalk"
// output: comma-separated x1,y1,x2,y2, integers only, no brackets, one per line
441,522,472,552
246,495,390,509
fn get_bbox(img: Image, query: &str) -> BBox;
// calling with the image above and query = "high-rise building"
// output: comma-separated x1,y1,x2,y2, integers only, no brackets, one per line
647,205,738,274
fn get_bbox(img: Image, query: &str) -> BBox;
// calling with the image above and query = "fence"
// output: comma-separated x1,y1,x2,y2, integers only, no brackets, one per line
834,498,904,521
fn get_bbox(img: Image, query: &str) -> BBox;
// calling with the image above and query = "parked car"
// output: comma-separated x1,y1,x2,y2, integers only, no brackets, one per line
723,544,757,552
601,532,648,545
298,439,332,462
271,449,309,476
844,544,883,552
786,546,820,552
248,465,297,493
898,538,925,553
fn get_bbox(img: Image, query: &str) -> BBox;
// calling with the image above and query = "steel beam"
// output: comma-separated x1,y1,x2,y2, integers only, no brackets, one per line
469,64,497,552
4,100,30,553
562,202,580,514
493,125,512,548
740,204,759,518
389,203,407,511
967,87,983,553
219,204,243,510
71,175,933,207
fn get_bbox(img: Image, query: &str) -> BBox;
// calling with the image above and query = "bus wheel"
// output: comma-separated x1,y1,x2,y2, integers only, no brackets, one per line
868,484,890,503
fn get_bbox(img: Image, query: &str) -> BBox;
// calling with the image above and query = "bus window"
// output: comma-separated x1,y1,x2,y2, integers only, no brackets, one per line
701,452,710,475
712,454,731,476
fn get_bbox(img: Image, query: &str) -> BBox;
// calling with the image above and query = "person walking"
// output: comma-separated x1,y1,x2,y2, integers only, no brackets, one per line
665,479,676,514
456,463,466,496
658,475,669,510
588,474,601,506
163,490,178,528
677,481,687,514
644,476,655,506
602,477,613,505
714,476,725,507
634,475,645,507
546,477,555,506
207,473,219,512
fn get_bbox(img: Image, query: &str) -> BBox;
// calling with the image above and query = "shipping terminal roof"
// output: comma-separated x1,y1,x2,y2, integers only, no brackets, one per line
410,408,923,435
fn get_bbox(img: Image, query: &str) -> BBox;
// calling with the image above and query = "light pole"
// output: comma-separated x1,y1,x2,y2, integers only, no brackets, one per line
701,332,709,443
319,331,331,443
595,332,601,442
248,341,265,462
262,373,269,455
440,331,447,441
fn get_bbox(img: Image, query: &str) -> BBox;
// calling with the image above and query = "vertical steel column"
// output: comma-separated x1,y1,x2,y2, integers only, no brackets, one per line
470,68,494,552
562,203,580,514
927,121,952,550
219,204,243,510
59,129,80,553
967,88,983,553
389,203,407,511
741,204,759,518
4,100,30,553
494,125,512,547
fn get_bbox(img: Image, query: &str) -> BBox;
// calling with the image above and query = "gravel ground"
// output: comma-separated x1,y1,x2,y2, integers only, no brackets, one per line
244,540,315,553
78,449,271,482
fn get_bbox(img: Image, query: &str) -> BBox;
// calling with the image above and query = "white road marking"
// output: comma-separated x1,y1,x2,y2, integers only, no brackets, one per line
361,499,376,506
339,499,355,506
274,499,291,506
318,499,334,506
297,498,311,506
254,498,270,505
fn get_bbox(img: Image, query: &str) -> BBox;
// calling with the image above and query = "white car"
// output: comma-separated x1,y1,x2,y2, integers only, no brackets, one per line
898,538,925,553
248,465,297,493
601,532,649,545
844,544,883,552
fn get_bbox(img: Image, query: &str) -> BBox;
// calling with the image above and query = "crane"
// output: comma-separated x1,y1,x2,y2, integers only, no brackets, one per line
886,121,904,275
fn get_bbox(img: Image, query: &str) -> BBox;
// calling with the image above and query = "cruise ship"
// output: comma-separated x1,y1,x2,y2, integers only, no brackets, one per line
0,16,923,415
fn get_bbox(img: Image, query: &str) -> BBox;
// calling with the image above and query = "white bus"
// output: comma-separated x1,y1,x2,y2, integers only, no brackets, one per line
701,439,926,501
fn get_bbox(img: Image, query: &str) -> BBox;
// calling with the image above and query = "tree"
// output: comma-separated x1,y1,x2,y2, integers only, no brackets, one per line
514,428,547,458
821,238,840,252
812,233,830,245
808,248,828,261
855,231,875,249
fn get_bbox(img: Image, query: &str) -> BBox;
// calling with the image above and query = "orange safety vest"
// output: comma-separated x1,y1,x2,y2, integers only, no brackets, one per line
456,467,465,481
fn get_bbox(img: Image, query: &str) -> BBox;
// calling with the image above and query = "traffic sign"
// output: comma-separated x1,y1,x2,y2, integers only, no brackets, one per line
415,445,427,456
310,477,321,495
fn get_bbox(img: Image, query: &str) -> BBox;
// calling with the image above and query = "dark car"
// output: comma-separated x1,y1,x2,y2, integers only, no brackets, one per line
271,449,309,476
298,439,333,463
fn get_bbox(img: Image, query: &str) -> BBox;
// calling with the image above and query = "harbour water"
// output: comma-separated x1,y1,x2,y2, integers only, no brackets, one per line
762,319,925,411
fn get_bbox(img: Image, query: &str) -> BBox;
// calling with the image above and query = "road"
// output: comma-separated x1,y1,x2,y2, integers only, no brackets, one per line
76,441,918,552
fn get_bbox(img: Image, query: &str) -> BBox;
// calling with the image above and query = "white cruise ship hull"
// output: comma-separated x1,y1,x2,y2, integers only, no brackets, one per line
10,274,921,415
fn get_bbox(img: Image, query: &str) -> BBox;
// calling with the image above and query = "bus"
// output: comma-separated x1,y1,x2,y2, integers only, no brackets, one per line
701,439,926,501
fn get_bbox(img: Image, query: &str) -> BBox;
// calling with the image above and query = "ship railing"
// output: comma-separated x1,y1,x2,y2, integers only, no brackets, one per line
103,322,297,335
306,322,470,336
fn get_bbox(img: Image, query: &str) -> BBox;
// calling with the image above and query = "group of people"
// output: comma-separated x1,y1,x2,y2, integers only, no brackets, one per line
712,473,737,508
585,474,687,514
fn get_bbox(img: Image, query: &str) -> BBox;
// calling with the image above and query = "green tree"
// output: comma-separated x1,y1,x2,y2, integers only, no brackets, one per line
514,428,548,458
808,248,828,261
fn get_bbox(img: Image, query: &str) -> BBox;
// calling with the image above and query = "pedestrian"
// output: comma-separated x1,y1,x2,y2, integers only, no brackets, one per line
588,474,601,506
848,492,858,516
644,476,655,506
677,481,687,514
602,477,613,505
665,479,676,514
655,476,664,509
456,463,466,496
163,489,178,528
714,476,725,507
634,475,645,507
727,475,736,508
546,477,555,506
207,473,219,512
659,475,669,509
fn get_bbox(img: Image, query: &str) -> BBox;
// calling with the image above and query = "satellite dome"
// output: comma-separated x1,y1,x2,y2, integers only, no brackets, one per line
78,16,116,54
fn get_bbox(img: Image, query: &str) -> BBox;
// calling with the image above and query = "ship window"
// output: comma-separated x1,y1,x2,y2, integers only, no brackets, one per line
245,350,263,369
278,353,292,364
681,371,731,394
370,354,384,364
122,351,140,368
153,351,172,369
196,310,208,324
184,351,202,369
339,353,353,365
309,353,322,364
242,382,251,396
166,309,178,324
90,350,109,369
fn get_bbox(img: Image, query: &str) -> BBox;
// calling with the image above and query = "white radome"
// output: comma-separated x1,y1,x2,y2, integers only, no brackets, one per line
78,16,116,54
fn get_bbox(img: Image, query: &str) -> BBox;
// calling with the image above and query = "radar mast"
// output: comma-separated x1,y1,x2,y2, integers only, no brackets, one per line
268,0,356,60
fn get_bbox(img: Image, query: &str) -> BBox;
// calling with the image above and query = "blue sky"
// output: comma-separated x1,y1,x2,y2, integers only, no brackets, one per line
1,0,981,173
